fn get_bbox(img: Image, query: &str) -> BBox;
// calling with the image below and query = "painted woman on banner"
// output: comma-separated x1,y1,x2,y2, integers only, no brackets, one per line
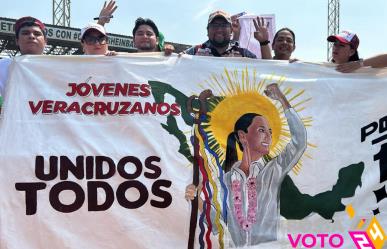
186,83,307,247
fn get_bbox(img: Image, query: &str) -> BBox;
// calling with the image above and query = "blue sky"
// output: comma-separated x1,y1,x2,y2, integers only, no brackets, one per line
1,0,386,62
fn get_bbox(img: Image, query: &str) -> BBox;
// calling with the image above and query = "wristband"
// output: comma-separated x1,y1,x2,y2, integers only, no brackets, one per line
94,15,113,20
259,40,270,46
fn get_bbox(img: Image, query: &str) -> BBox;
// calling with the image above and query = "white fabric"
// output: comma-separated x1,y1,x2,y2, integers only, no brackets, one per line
238,15,276,58
0,57,12,97
1,55,387,249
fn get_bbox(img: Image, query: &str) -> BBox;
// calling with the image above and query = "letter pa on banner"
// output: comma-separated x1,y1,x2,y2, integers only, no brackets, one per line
0,55,387,249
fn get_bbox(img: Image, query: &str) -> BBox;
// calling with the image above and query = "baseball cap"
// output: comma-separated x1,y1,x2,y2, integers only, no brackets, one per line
15,16,46,36
327,31,359,50
208,10,232,24
80,23,107,40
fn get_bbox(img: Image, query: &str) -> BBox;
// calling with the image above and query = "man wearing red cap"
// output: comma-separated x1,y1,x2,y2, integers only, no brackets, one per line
0,16,47,109
14,16,47,55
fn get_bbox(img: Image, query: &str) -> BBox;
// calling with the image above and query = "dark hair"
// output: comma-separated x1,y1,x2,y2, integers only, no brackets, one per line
132,17,159,37
331,48,360,63
348,51,360,62
224,113,261,172
272,27,295,46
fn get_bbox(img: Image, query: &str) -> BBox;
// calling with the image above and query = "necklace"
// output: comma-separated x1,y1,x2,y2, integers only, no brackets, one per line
231,177,257,231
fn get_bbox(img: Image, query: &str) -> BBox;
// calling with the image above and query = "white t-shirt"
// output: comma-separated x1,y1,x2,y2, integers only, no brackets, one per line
0,57,12,98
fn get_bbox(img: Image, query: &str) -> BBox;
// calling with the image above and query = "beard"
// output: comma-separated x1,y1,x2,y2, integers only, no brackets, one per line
210,37,230,48
135,42,155,51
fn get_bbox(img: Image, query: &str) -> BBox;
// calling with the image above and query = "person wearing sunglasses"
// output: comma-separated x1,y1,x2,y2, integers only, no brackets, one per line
80,23,116,55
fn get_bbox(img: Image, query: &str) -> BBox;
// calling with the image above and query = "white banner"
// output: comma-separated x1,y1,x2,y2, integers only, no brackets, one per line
0,55,387,249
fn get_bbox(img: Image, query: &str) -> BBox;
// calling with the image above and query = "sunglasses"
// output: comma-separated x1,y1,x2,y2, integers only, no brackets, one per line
208,23,231,29
83,35,108,45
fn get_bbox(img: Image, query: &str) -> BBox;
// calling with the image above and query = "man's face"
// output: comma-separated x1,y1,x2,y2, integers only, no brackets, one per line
332,41,354,64
272,30,295,59
16,26,46,55
133,25,158,52
207,17,232,47
81,30,108,55
241,116,272,156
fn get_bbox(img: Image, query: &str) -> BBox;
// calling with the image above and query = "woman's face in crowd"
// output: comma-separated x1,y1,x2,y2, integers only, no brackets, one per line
81,30,108,55
134,25,158,52
332,41,355,64
272,30,295,59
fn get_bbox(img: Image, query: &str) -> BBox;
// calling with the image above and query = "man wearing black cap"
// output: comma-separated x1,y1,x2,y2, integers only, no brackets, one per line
185,10,271,58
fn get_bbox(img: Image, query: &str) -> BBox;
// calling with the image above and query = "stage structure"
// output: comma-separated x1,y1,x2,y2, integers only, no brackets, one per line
327,0,340,61
53,0,71,27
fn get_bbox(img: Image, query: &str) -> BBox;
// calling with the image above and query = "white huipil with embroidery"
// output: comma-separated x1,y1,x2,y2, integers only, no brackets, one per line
223,108,307,247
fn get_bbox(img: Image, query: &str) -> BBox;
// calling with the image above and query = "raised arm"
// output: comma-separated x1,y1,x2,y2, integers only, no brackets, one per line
96,0,118,26
264,83,307,174
253,17,273,60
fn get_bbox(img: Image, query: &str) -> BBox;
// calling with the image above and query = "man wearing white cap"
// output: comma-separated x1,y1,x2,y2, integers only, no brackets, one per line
80,23,116,55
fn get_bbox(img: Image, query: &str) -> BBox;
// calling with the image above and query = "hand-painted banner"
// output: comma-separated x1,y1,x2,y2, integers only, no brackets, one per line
1,54,386,249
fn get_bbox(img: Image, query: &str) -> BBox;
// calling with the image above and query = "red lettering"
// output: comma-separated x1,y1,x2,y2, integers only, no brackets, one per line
78,83,91,97
67,102,81,113
94,102,107,115
130,102,143,114
114,84,129,96
91,83,105,96
157,102,170,115
128,84,140,96
29,101,43,114
81,102,94,115
143,102,157,114
170,103,181,116
53,101,68,113
41,100,54,114
140,84,150,97
102,83,115,96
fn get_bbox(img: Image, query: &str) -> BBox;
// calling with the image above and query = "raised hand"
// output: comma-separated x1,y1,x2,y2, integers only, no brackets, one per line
97,0,118,26
264,83,282,100
253,17,269,43
264,83,291,109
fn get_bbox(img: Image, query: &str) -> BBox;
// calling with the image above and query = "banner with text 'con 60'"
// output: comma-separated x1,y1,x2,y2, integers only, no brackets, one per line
0,54,386,249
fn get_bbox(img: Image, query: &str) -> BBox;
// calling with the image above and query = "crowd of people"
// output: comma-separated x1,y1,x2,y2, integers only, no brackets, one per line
1,0,387,102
